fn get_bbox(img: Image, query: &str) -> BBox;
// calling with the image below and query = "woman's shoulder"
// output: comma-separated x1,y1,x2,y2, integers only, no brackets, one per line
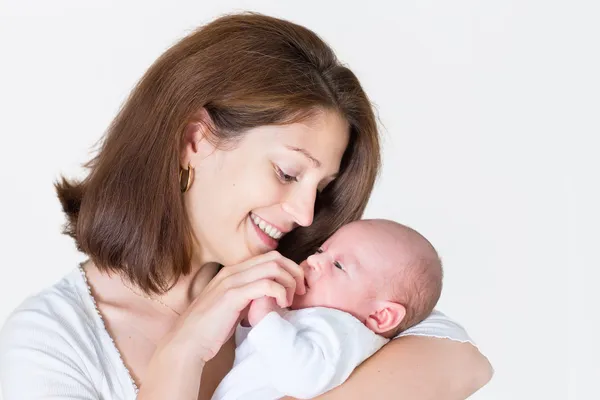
2,267,93,335
0,267,100,360
393,309,475,345
0,267,137,399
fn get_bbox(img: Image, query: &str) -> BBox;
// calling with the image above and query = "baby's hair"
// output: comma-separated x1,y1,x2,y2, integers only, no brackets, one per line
370,221,443,338
388,254,443,338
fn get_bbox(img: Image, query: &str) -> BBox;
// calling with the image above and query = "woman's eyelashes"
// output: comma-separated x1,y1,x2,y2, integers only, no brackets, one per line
274,165,298,183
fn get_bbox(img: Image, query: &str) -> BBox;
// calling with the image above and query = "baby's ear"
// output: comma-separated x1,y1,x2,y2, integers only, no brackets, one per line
365,301,406,335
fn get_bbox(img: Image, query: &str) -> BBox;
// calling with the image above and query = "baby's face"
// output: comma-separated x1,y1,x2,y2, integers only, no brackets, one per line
290,223,393,321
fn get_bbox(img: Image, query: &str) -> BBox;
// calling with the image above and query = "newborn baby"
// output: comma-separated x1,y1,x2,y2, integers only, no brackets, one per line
212,219,443,400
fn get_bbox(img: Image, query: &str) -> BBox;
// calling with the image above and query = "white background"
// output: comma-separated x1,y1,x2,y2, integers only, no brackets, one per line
0,1,598,399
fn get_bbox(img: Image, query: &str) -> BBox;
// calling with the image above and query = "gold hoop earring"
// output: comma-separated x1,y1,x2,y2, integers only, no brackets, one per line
179,162,194,193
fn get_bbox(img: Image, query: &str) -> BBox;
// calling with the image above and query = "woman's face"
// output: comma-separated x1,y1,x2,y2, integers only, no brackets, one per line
183,109,349,266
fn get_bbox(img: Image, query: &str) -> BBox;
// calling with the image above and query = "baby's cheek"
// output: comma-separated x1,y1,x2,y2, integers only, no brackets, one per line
299,289,325,309
326,285,345,302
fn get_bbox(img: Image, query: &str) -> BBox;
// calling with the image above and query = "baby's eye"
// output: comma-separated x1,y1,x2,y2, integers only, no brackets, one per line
334,261,344,270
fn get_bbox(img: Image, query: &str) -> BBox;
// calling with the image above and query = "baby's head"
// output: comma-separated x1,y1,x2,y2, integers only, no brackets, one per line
291,219,443,338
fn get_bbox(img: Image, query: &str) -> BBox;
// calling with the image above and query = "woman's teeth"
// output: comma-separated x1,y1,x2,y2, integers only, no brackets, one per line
251,213,283,240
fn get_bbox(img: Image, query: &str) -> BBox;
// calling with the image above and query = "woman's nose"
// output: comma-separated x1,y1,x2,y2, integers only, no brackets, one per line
282,186,316,227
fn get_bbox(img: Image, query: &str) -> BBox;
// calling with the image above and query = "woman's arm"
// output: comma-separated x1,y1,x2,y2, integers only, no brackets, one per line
285,336,492,400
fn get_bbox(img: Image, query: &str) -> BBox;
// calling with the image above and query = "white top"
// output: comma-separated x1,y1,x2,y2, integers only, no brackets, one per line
0,267,475,400
212,307,389,400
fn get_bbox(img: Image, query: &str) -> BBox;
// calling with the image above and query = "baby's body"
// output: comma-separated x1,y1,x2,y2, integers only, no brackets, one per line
212,219,443,400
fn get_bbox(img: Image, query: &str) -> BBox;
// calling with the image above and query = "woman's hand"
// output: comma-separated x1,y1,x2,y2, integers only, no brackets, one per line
139,251,305,399
167,250,306,363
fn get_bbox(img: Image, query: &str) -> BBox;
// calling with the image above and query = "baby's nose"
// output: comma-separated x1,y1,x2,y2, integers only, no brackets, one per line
306,254,326,277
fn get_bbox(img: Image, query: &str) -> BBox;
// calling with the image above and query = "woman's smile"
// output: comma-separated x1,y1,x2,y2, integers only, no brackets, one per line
248,212,292,251
250,212,284,240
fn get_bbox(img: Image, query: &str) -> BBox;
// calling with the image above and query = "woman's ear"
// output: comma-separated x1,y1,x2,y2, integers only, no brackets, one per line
181,107,218,167
365,301,406,335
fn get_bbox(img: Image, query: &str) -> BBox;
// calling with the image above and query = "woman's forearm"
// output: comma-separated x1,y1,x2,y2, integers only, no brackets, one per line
137,337,206,400
287,336,492,400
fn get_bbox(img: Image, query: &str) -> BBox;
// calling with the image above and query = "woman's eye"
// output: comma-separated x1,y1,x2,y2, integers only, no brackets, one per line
316,248,323,254
275,166,298,183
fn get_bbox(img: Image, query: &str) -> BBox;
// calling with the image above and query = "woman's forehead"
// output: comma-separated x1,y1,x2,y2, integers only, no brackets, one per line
278,111,348,151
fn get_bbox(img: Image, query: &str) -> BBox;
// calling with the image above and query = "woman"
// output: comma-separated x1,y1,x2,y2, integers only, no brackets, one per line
0,13,491,399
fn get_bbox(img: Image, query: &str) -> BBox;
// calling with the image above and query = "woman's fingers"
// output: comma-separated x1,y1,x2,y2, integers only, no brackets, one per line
273,255,306,296
229,251,306,295
209,251,281,285
226,260,297,306
198,251,306,331
226,278,288,309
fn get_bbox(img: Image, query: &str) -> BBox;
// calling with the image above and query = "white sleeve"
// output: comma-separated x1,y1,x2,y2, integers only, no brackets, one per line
246,309,387,399
0,302,98,400
234,323,252,345
395,309,475,344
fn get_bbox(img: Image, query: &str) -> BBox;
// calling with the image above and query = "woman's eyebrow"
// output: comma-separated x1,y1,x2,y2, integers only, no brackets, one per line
285,145,321,167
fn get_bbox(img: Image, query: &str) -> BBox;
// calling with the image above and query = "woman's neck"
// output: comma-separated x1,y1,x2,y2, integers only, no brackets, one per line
84,258,220,315
148,256,220,313
169,260,220,307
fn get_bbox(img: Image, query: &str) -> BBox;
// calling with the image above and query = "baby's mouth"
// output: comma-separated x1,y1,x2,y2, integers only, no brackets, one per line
304,278,310,291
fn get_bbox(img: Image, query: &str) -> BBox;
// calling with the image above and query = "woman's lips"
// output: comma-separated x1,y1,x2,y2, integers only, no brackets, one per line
250,215,279,249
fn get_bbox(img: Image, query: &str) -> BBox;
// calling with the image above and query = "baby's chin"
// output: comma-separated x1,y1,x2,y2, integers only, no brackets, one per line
289,293,315,310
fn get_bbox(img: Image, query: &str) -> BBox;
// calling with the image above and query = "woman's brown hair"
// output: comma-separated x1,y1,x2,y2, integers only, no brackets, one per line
56,12,380,294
